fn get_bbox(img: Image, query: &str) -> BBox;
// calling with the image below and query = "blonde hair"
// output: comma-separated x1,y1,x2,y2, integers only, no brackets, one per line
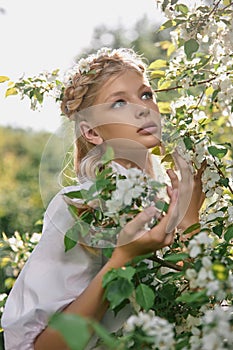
61,48,149,181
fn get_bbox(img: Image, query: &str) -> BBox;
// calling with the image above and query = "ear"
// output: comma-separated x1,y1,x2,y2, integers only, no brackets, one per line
79,121,103,145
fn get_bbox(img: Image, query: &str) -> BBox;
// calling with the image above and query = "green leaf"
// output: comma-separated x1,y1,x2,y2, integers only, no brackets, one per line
183,136,193,150
102,266,135,288
176,290,208,304
135,284,155,311
104,277,134,309
212,262,229,281
157,101,171,113
219,177,229,187
91,322,119,349
164,252,189,263
64,190,86,199
49,313,90,350
101,146,115,164
208,145,228,159
102,269,118,288
184,39,199,59
159,19,176,31
161,153,174,164
148,59,167,70
5,87,18,97
224,225,233,242
0,76,10,83
34,89,44,104
155,200,169,213
117,266,136,281
64,231,78,252
150,70,165,79
151,146,161,155
175,4,189,14
183,223,200,234
64,220,89,252
68,204,79,219
213,224,223,237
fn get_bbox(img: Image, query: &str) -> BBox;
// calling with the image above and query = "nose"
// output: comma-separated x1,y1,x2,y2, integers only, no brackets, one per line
135,105,150,119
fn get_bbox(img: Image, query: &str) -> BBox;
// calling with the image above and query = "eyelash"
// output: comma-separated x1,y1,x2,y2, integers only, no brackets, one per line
111,91,153,108
142,91,153,100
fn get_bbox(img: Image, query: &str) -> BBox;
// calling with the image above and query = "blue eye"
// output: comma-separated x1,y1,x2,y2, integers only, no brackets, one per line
142,91,153,100
111,99,127,108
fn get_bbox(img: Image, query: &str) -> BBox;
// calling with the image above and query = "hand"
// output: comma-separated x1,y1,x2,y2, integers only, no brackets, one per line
167,154,206,236
111,188,178,264
166,151,195,230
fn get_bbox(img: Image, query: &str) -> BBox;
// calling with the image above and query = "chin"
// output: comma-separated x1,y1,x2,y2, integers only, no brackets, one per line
143,136,161,149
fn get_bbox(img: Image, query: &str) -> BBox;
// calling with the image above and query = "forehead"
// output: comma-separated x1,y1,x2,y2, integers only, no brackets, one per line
94,70,148,103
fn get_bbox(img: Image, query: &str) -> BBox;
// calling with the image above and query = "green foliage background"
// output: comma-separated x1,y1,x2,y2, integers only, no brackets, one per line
0,127,50,235
1,4,233,349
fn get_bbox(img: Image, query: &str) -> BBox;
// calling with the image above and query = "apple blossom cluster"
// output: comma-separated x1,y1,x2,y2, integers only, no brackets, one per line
157,0,233,124
64,47,113,77
189,305,233,350
105,167,165,225
172,137,224,198
0,231,41,280
65,165,166,249
123,310,175,350
12,69,63,111
64,47,143,83
186,255,233,301
187,231,214,258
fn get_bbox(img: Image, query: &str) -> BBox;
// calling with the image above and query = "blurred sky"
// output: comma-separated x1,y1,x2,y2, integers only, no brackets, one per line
0,0,164,132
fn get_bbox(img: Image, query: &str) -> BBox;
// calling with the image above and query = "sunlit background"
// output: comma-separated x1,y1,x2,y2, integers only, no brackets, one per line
0,0,164,132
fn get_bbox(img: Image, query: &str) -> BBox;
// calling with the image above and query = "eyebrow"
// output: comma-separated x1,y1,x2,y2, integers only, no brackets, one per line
104,84,152,102
104,91,126,102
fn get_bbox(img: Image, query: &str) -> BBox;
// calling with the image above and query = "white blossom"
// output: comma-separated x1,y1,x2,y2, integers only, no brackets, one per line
124,310,175,349
227,206,233,223
201,306,233,350
188,231,214,258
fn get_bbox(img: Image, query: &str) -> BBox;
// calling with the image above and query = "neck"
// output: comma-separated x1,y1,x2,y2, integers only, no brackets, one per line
114,152,154,178
104,139,154,176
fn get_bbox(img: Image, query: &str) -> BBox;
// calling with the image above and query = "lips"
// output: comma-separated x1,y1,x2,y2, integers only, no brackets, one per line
137,122,158,135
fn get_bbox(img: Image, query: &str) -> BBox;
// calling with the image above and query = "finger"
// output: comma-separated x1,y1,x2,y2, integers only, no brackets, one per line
195,159,207,180
153,188,179,234
167,169,179,189
173,151,193,181
166,185,173,198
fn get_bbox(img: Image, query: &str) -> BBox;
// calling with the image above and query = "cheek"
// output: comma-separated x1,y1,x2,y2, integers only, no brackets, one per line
97,124,137,140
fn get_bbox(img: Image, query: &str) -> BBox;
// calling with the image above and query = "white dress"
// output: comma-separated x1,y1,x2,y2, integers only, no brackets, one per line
1,162,132,350
2,158,166,349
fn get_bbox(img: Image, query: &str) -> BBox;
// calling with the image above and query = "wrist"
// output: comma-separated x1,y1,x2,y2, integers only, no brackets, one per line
106,247,132,269
177,217,199,231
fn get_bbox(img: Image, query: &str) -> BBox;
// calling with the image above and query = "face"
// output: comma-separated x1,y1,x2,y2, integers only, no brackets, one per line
79,70,161,150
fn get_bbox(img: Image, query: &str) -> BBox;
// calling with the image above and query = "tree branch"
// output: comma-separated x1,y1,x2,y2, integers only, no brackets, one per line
149,254,183,272
214,160,233,194
153,75,217,93
209,0,222,17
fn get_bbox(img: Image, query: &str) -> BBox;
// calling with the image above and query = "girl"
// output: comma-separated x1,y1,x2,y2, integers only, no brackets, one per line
2,48,204,350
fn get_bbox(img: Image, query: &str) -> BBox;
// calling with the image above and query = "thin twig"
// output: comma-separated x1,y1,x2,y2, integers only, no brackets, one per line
187,90,205,113
209,0,222,17
149,254,183,272
220,2,233,12
213,160,233,194
153,75,217,93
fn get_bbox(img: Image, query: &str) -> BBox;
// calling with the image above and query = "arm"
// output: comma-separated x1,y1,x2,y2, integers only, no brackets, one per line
34,190,179,350
34,258,121,350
